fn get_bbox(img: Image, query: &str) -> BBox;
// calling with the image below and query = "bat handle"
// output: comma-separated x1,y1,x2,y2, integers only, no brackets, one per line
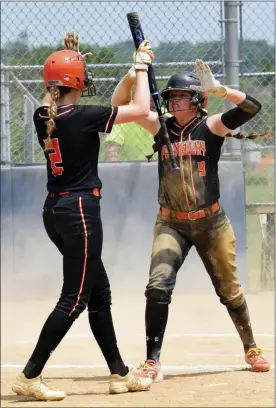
126,12,179,171
169,150,180,171
170,157,180,171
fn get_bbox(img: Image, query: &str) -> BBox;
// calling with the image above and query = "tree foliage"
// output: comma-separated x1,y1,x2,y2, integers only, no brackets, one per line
1,32,274,163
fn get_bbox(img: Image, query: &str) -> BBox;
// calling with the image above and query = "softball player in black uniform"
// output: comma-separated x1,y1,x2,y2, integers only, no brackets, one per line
112,59,270,382
12,32,154,400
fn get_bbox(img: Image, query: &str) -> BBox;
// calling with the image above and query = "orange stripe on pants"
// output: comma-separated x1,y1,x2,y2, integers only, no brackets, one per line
69,196,88,316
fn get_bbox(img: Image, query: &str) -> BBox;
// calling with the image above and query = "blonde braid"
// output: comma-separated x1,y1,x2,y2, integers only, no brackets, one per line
64,31,79,52
44,86,60,151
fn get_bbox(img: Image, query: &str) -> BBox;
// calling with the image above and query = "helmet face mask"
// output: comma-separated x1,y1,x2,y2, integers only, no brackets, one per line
81,60,96,97
81,72,96,97
161,72,208,114
167,94,195,113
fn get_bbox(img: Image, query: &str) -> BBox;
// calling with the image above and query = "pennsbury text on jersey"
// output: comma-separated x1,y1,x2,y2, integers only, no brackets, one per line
161,140,206,160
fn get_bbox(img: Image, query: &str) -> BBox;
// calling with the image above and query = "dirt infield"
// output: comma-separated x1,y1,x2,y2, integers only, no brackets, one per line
1,292,274,407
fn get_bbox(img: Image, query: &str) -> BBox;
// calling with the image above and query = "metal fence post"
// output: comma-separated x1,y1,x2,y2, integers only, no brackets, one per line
1,68,11,164
23,95,35,163
0,69,6,163
224,0,241,156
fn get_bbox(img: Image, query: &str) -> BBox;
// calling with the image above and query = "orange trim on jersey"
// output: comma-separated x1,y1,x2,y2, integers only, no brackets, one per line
104,106,114,133
179,117,198,211
188,133,197,207
43,104,73,110
187,119,204,208
69,196,88,317
171,129,180,137
58,104,74,109
179,155,190,210
39,108,73,119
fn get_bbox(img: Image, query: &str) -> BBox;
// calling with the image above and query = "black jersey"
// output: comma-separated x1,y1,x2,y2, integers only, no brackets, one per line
157,116,224,212
34,104,118,192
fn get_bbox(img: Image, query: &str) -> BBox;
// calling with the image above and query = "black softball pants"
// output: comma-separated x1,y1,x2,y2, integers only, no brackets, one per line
23,191,128,379
43,191,111,316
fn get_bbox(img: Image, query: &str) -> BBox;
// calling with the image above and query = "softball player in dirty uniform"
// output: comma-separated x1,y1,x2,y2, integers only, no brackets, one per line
11,32,154,401
112,59,270,382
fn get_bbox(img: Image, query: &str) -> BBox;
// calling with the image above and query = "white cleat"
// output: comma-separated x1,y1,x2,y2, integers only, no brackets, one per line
132,360,164,383
12,373,66,401
109,370,153,394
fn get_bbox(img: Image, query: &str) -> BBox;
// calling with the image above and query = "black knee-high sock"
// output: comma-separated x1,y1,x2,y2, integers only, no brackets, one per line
23,309,75,379
146,301,169,363
88,310,128,376
226,300,257,351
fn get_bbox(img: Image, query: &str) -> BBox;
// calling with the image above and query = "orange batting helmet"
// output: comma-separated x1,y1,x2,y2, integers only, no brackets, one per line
43,50,95,95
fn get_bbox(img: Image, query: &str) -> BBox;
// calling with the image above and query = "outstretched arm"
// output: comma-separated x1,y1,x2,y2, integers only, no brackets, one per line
111,66,136,106
113,40,155,124
111,65,160,135
191,60,261,137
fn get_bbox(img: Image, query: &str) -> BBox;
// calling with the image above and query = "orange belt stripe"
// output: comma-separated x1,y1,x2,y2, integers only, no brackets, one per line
49,188,100,198
160,201,220,221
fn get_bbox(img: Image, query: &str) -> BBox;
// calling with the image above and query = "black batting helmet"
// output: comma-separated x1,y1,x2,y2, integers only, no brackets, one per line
160,72,208,111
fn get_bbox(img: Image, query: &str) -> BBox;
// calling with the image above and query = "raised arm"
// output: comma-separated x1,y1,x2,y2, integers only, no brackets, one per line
113,40,156,125
111,66,136,106
190,60,261,137
111,61,160,135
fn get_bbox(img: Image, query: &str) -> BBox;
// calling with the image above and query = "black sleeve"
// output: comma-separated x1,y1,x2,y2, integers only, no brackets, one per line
221,94,261,130
78,105,118,134
33,108,47,142
202,119,225,146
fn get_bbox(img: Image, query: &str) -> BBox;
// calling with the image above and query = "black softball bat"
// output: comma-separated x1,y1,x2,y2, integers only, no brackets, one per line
126,12,179,171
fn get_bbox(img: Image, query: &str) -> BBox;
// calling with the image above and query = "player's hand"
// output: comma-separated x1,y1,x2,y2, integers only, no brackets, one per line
190,59,227,98
134,40,154,71
64,31,92,60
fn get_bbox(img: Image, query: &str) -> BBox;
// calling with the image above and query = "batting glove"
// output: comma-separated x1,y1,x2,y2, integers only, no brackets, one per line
190,59,228,98
134,40,154,71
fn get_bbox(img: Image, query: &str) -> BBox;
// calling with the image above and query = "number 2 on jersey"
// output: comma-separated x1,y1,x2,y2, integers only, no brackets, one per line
49,138,64,176
197,161,206,177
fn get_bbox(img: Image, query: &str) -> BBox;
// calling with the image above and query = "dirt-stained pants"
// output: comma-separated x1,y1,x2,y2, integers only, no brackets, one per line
145,208,256,350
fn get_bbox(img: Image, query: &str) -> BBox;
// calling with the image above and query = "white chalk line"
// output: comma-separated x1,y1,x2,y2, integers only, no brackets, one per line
1,364,274,371
188,353,244,357
208,382,228,387
169,333,274,338
65,332,274,339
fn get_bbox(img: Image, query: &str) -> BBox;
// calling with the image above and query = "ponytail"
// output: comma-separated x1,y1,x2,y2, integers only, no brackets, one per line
44,86,60,151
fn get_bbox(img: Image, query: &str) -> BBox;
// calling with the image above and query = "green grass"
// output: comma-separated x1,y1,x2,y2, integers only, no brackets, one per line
246,184,274,204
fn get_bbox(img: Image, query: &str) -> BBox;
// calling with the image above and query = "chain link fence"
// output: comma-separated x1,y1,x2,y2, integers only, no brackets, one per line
1,1,275,289
236,3,275,290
